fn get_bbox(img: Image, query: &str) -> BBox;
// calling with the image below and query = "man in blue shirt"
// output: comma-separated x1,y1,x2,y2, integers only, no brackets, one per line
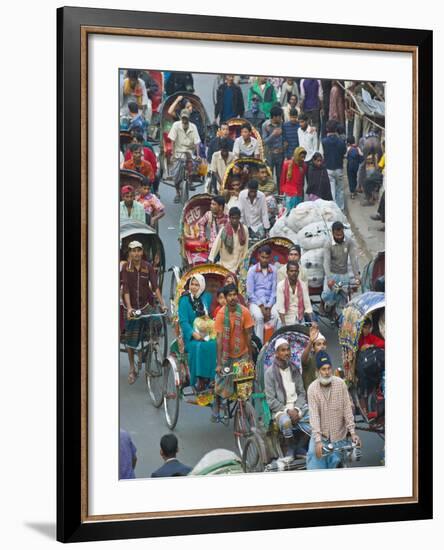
214,74,245,124
246,244,278,343
119,429,137,479
321,120,347,210
282,108,300,160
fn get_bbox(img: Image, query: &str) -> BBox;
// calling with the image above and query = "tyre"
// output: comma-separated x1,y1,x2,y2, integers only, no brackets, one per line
145,348,164,408
242,432,268,473
163,359,180,429
169,271,178,316
157,315,168,363
233,400,256,457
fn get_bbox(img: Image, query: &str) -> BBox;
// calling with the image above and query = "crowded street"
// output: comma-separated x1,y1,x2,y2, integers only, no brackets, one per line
119,71,386,479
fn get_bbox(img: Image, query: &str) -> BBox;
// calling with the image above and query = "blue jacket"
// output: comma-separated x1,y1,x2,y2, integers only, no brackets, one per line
151,458,192,478
282,121,300,158
322,134,347,170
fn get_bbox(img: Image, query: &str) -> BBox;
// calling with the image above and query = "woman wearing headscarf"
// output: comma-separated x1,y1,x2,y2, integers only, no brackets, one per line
178,274,217,391
280,146,308,210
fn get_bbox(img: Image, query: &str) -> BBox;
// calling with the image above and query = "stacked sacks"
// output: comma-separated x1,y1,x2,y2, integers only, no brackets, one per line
269,215,299,244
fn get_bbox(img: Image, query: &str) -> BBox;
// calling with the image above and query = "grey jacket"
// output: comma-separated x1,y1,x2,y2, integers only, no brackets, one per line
264,363,307,418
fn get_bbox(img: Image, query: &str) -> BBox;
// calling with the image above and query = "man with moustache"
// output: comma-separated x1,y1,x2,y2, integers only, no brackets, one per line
307,351,361,469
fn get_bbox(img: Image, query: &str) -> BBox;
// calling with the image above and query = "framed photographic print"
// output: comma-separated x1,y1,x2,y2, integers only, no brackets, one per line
57,6,433,543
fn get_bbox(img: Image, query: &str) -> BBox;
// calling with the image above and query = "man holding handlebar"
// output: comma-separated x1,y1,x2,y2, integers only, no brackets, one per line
121,240,167,385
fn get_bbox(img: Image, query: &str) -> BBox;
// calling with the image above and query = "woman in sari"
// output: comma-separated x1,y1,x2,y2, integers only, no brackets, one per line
178,274,217,391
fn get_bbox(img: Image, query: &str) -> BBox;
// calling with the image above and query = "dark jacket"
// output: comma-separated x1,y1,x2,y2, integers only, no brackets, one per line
264,362,307,417
165,73,194,96
207,136,235,163
151,458,192,478
306,164,333,200
321,134,347,170
215,83,245,121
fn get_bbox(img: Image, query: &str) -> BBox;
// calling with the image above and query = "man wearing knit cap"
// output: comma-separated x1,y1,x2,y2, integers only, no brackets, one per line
264,337,308,457
307,350,361,469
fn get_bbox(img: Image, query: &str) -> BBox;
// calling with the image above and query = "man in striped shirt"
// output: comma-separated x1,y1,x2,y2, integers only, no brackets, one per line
307,351,361,469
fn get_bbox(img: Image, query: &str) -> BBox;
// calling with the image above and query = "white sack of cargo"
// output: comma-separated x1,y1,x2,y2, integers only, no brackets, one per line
297,222,330,251
301,248,325,288
286,201,322,233
269,216,299,244
313,199,347,224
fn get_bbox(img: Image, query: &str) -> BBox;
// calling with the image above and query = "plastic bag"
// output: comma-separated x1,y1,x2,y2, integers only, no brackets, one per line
297,221,330,251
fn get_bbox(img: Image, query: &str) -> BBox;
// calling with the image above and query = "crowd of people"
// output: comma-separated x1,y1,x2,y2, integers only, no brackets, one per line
119,71,386,476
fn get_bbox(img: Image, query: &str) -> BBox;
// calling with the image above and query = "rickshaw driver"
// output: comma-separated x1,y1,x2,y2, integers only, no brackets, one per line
307,351,361,469
264,338,308,458
168,109,201,203
122,241,168,385
321,221,361,315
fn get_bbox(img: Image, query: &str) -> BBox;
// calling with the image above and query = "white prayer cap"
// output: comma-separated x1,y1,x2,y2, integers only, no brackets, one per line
314,332,326,342
128,240,143,249
274,337,290,351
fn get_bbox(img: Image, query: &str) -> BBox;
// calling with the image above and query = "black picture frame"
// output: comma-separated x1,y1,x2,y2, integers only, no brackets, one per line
57,6,433,543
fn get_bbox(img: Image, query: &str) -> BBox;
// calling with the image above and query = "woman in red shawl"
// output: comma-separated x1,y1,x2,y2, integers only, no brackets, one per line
280,146,307,211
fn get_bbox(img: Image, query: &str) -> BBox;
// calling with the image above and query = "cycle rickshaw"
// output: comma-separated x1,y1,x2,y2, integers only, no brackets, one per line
157,92,211,194
177,193,214,271
338,291,385,439
119,219,168,404
225,117,265,159
162,264,258,457
361,250,385,293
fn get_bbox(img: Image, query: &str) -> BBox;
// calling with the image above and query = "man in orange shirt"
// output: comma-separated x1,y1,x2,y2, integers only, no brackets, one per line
123,143,154,182
212,284,254,414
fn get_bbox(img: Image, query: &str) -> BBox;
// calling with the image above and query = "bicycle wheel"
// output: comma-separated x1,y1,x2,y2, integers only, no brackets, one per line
181,176,189,204
163,358,180,429
145,348,164,408
233,400,256,457
157,314,168,363
242,432,268,473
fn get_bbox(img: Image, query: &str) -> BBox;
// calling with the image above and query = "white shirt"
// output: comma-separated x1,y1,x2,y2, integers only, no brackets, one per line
238,189,270,231
280,367,298,410
120,77,151,118
277,264,308,284
224,194,240,215
276,278,313,325
297,126,318,162
233,136,259,159
210,151,234,182
168,120,201,157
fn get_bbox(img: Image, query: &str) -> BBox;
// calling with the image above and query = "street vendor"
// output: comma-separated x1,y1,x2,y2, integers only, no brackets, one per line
264,338,308,458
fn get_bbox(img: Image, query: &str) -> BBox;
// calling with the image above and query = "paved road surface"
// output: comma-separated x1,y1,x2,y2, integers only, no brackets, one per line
119,74,384,479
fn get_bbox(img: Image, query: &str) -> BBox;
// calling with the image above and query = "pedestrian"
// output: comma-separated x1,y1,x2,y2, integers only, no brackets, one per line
306,152,333,201
246,244,279,343
121,241,168,384
306,351,361,469
297,113,318,162
248,76,278,119
282,108,300,160
213,283,255,411
119,428,137,479
120,185,146,223
346,136,364,199
280,146,308,210
214,74,245,124
329,80,345,126
322,119,347,210
151,434,192,477
300,78,323,137
208,207,249,273
276,261,313,327
244,93,266,131
262,105,285,189
362,155,383,206
264,338,308,457
238,179,270,241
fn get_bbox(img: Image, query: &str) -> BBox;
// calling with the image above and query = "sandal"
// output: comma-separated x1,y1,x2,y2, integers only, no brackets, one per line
128,371,137,385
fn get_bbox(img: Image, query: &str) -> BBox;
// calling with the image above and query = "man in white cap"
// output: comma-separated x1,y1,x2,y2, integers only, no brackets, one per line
300,325,328,391
121,240,167,384
168,108,201,203
264,337,307,457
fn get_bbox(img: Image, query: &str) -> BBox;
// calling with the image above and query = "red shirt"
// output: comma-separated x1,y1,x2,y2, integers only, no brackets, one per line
358,333,385,349
124,147,157,175
123,157,155,182
280,160,308,197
